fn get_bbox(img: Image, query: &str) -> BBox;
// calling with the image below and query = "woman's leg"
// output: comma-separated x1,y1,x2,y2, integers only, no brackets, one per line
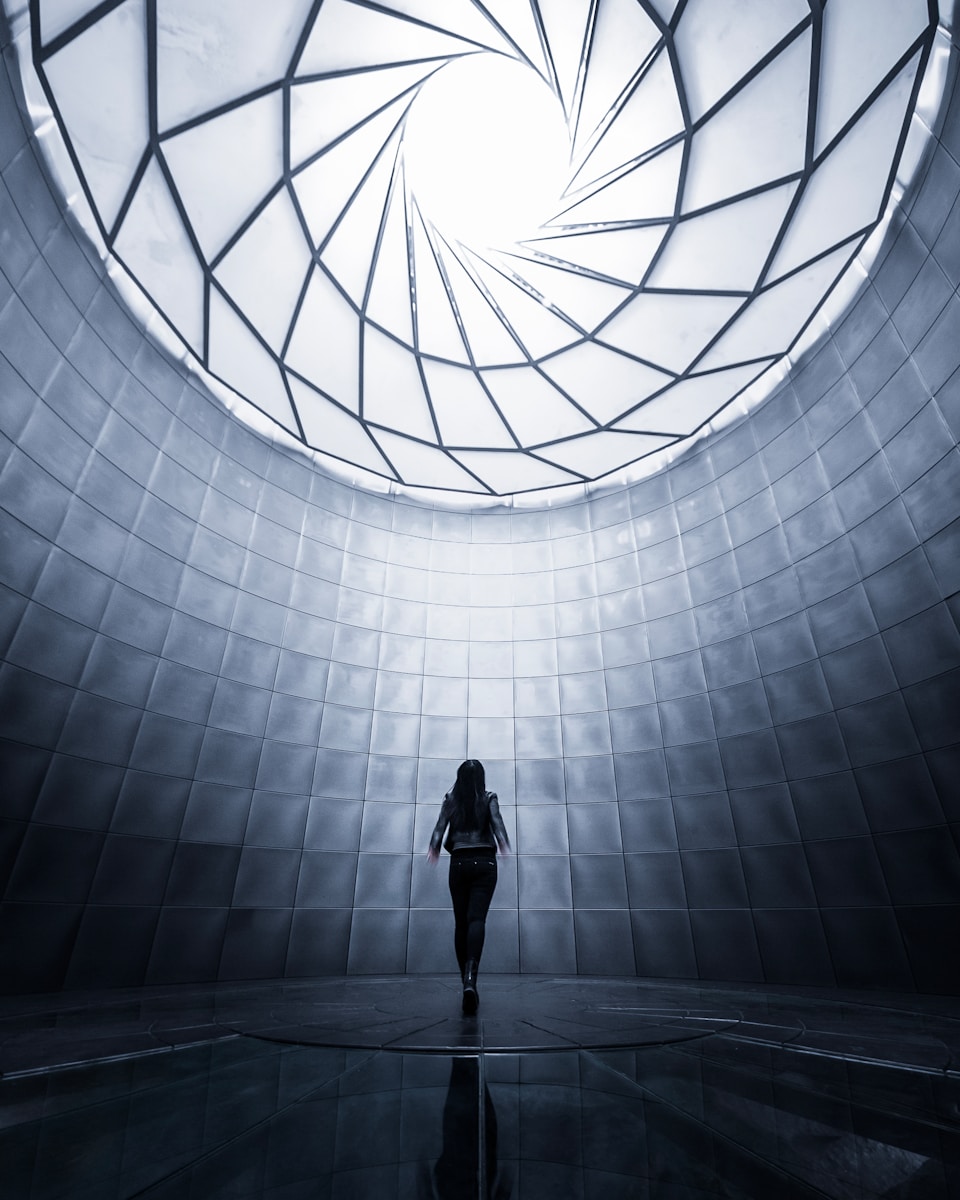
448,859,471,976
460,860,496,1014
463,859,497,965
449,855,498,988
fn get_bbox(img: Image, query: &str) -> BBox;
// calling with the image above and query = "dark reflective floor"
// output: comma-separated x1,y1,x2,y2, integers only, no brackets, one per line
2,976,958,1198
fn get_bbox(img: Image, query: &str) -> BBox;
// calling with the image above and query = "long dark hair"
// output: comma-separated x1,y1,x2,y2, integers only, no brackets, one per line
451,759,486,828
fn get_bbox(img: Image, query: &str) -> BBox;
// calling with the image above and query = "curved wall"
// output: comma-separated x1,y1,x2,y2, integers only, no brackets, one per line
1,17,959,995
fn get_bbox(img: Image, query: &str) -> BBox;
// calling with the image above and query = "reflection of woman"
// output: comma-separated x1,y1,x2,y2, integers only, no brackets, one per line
427,760,510,1014
429,1056,510,1199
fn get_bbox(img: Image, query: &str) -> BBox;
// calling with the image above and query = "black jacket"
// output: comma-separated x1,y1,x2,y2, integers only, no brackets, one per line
429,790,510,856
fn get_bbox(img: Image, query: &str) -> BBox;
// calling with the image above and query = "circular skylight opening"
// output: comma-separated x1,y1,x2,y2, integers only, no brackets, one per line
403,54,570,252
6,0,945,497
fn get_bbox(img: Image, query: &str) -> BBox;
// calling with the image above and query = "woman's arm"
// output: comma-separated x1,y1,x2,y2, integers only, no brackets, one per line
488,792,511,854
427,795,452,863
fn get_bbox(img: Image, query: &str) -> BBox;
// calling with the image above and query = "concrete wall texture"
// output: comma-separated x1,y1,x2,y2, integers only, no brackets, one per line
1,16,959,996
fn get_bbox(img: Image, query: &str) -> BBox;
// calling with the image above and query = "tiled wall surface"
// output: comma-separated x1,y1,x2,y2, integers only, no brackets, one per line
1,17,959,994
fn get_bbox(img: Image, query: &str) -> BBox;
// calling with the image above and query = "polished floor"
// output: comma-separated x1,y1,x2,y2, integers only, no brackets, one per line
2,975,958,1198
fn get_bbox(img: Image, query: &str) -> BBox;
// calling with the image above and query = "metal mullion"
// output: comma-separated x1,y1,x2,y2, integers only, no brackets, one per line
686,15,815,138
469,0,543,74
158,82,284,144
36,0,127,61
811,33,934,169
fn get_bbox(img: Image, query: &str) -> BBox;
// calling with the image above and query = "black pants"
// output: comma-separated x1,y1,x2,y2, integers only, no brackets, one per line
448,850,497,973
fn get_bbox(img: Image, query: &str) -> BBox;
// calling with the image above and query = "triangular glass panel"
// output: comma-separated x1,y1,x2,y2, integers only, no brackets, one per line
439,243,526,366
480,365,596,445
648,181,798,292
615,360,771,433
411,213,470,363
816,0,929,156
208,288,298,434
452,448,579,494
297,0,480,74
540,340,671,425
768,53,920,281
321,136,399,308
371,428,483,491
698,240,859,370
681,28,810,213
557,141,683,225
572,47,681,192
421,359,516,448
371,0,515,57
362,325,437,442
285,266,361,413
290,376,395,478
40,1,106,46
538,429,673,478
113,155,205,353
598,291,743,374
536,0,592,119
43,0,148,234
214,186,311,354
575,0,661,154
673,0,808,124
479,0,550,77
163,90,283,262
492,250,631,333
156,0,315,131
523,225,667,287
289,63,433,168
464,251,582,359
646,0,681,26
365,175,415,349
292,102,406,248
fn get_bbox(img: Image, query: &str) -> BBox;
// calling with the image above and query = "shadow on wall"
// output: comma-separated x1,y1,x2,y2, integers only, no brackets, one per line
0,14,959,995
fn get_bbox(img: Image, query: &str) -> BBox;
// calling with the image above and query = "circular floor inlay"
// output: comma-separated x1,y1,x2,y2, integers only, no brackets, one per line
216,976,740,1052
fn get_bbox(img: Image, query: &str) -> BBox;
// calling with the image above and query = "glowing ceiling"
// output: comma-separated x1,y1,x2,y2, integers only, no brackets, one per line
11,0,942,495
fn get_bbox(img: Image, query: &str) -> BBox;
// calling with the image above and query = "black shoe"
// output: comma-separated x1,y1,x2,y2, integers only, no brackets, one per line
462,960,478,1015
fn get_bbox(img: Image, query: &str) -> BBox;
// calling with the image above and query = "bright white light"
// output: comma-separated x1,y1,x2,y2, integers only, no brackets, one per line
402,53,570,250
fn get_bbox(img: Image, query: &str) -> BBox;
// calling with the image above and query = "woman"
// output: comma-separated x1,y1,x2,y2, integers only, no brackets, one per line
427,759,510,1014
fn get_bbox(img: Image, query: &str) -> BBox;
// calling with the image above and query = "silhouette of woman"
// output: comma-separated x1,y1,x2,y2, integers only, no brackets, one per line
427,760,510,1013
428,1055,510,1198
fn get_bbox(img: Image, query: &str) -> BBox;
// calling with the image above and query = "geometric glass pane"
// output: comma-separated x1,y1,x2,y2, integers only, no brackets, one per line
43,0,149,232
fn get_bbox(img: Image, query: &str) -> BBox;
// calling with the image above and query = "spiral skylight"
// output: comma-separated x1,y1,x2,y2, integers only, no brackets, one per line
13,0,940,495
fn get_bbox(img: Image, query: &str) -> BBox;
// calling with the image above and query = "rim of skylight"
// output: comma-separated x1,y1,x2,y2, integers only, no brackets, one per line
2,0,954,508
